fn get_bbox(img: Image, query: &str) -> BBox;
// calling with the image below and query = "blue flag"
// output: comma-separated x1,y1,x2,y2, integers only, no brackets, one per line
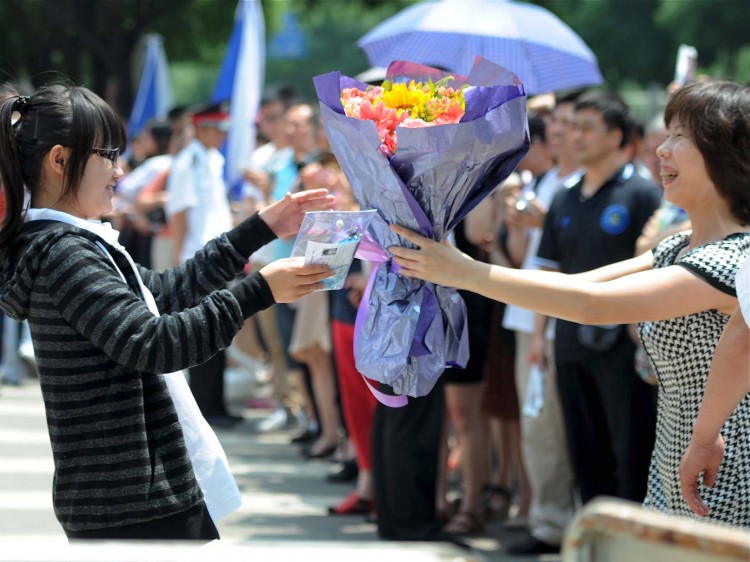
212,0,266,200
128,34,173,141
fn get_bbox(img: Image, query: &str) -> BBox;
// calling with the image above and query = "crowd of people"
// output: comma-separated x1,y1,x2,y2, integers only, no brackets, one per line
0,70,747,556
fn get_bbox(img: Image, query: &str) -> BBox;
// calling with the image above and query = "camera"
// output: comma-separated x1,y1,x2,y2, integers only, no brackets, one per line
514,191,536,214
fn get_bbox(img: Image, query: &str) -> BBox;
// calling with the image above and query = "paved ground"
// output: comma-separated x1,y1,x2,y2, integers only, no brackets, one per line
0,379,562,562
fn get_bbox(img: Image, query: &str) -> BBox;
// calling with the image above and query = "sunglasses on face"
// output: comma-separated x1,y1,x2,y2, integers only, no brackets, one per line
90,147,120,165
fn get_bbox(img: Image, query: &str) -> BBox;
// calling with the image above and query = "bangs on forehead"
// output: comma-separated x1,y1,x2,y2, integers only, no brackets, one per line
71,87,127,150
92,100,127,150
663,85,705,134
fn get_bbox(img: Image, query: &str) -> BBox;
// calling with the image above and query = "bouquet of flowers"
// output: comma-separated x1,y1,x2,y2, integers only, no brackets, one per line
314,58,528,401
340,76,467,157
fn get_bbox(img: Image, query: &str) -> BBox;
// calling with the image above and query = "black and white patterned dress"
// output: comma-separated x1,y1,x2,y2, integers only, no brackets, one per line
638,231,750,527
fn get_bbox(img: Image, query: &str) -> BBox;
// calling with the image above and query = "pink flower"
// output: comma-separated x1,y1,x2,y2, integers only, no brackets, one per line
359,100,409,154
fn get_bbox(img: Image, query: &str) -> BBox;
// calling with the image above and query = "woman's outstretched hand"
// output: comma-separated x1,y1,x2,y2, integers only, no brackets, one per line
260,258,333,303
388,224,475,289
259,189,335,238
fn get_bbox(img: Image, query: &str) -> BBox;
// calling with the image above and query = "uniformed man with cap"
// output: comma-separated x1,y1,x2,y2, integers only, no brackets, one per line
166,100,239,427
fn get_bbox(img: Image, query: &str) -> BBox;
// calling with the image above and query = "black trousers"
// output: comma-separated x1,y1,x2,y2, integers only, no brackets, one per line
65,501,219,542
372,379,445,541
556,340,657,504
189,350,228,418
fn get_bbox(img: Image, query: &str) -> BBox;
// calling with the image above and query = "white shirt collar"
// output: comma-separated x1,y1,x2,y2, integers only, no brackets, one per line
24,208,123,250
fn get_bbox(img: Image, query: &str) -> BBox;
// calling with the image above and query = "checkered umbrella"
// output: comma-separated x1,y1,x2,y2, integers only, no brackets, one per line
358,0,603,95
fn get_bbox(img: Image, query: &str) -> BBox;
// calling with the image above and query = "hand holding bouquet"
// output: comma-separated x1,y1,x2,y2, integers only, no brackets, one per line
315,58,528,401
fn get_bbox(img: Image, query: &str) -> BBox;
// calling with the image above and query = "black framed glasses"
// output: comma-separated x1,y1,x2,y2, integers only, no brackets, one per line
91,147,120,165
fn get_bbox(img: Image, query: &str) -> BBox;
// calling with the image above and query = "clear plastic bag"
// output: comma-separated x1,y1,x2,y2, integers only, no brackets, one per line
291,210,377,290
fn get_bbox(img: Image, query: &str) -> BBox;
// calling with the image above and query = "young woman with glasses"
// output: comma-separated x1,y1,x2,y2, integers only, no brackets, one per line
0,82,333,540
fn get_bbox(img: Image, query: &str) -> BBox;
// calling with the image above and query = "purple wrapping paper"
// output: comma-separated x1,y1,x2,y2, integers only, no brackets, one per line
314,58,529,398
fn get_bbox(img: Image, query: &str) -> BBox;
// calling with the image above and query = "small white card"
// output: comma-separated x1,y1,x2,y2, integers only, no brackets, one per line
304,239,359,291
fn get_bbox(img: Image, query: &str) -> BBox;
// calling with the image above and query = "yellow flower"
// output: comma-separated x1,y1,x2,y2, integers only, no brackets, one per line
382,82,429,115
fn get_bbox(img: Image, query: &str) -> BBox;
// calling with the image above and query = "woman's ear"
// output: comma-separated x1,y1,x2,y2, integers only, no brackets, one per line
46,145,69,177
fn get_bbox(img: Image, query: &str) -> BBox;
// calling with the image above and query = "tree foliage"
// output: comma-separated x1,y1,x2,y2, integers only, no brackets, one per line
654,0,750,82
0,0,236,115
0,0,746,120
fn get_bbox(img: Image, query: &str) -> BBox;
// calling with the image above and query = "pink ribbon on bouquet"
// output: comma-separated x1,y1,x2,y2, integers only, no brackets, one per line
353,234,409,408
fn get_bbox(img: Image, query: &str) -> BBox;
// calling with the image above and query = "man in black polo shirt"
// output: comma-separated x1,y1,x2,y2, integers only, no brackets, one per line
535,90,661,505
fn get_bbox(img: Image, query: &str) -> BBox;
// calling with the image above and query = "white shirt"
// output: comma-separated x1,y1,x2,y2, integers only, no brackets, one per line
24,208,242,522
243,142,281,266
503,167,582,334
116,154,173,204
166,140,233,263
737,254,750,327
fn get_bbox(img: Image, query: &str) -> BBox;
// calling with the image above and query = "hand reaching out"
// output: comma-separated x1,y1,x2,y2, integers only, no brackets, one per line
388,224,476,289
259,258,332,303
259,189,335,238
679,433,725,517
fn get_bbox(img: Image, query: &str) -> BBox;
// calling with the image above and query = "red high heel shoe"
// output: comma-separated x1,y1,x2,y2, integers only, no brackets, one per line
327,491,375,515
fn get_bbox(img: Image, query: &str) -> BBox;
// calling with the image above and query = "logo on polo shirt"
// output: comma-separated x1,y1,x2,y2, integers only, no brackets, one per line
600,204,630,235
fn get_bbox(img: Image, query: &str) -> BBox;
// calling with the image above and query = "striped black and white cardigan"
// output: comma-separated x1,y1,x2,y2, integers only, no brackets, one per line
0,214,276,531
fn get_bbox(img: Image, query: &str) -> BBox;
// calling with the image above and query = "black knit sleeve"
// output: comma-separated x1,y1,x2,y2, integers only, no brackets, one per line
42,235,247,374
229,271,276,317
139,213,277,313
226,212,277,258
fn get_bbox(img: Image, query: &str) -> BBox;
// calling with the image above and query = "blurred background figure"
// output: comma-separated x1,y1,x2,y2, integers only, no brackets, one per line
166,101,239,428
244,87,308,434
500,98,583,555
470,174,530,536
531,91,662,511
271,101,325,446
639,116,668,182
436,201,495,538
114,118,174,268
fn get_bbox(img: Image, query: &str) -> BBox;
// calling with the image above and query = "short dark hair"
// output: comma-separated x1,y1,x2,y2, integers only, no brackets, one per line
555,87,587,106
664,81,750,225
631,119,645,141
575,90,633,148
0,81,126,250
167,105,187,122
261,84,296,108
528,115,546,143
146,118,172,155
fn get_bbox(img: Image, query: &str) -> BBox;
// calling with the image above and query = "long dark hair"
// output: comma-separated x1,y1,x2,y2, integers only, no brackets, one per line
0,81,126,250
664,81,750,226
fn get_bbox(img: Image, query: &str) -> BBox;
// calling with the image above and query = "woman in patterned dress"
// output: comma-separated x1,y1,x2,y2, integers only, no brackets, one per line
680,254,750,517
388,81,750,527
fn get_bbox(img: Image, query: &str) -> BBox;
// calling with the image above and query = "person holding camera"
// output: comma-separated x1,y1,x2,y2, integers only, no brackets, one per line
500,104,583,554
